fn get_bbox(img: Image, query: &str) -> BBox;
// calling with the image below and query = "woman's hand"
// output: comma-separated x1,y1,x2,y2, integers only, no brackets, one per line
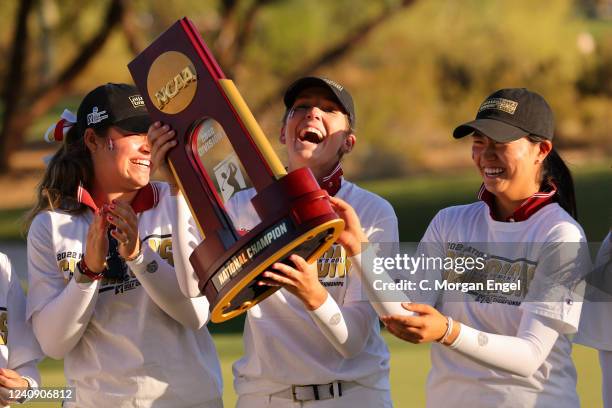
381,303,459,345
258,254,328,310
147,122,177,177
83,208,110,273
0,368,29,405
106,200,140,260
329,196,368,257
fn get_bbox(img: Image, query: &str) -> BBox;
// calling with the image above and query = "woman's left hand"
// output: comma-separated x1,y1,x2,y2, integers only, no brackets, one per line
258,254,328,310
147,122,177,177
381,303,452,344
106,200,140,260
0,368,29,404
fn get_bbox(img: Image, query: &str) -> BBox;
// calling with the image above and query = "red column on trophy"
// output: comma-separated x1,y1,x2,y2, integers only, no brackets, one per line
128,18,344,322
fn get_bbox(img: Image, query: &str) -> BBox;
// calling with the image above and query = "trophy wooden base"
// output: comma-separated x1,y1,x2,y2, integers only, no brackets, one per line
191,167,344,323
209,217,342,322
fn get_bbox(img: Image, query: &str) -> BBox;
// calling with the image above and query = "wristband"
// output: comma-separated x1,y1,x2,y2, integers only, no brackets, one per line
77,258,105,281
437,316,454,345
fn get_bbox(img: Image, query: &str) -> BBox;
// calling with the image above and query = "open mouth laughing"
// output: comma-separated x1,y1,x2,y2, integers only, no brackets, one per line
298,127,324,144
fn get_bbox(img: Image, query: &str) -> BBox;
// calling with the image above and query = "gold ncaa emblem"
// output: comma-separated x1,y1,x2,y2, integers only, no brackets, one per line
147,51,197,114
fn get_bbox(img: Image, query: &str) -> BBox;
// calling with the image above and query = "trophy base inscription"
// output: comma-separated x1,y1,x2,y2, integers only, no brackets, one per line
191,167,344,323
209,218,342,322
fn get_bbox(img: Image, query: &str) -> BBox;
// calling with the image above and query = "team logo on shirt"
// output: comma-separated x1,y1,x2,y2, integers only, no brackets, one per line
317,244,350,287
444,242,536,305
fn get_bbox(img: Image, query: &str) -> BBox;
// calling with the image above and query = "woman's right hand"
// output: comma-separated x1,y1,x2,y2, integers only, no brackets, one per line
83,208,110,273
329,196,368,257
147,122,177,177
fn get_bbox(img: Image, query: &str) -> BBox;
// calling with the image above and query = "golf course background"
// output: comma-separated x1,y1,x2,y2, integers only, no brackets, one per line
11,162,610,407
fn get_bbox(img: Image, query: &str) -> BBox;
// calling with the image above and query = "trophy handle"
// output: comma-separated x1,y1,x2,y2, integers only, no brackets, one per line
218,79,286,180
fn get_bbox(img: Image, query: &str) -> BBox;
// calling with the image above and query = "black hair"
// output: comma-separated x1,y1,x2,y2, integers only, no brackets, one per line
538,144,578,220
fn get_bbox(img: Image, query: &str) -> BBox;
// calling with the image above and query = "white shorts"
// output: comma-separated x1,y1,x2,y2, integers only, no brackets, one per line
236,385,392,408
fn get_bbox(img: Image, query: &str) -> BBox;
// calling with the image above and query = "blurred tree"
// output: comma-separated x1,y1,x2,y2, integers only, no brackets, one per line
0,0,125,172
0,0,416,174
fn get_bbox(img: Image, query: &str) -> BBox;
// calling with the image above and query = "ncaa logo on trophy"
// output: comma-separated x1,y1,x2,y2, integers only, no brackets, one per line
128,18,344,322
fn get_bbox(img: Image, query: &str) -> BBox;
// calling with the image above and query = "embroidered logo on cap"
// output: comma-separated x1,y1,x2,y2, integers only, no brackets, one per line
129,95,145,108
87,107,109,125
322,78,343,92
478,98,518,115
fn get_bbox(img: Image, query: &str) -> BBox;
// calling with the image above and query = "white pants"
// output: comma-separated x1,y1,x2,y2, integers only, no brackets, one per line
601,350,612,408
236,386,392,408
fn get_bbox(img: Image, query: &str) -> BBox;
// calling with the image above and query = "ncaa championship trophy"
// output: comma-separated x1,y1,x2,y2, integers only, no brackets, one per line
128,18,344,322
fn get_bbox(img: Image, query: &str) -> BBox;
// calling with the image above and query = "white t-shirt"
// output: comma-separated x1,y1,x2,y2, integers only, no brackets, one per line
418,202,589,408
26,182,222,408
575,231,612,350
0,253,42,388
227,180,397,396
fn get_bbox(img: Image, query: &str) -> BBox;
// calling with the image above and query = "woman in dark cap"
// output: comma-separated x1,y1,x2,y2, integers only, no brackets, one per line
25,83,223,408
374,88,590,407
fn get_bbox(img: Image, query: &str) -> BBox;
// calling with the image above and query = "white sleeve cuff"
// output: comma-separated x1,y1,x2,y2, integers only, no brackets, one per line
126,244,155,275
125,245,147,271
308,293,345,332
447,313,560,377
15,375,37,404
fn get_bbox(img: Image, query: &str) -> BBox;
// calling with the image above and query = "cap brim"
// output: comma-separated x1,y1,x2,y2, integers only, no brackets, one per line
114,115,151,134
453,118,529,142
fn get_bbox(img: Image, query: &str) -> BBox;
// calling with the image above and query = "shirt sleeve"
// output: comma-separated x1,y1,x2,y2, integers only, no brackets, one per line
521,223,592,334
127,241,211,329
574,232,612,349
449,311,562,377
172,191,206,298
26,213,100,359
307,206,401,357
355,210,447,314
7,266,43,375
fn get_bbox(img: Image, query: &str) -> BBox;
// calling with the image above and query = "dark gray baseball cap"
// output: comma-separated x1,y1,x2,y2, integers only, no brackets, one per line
283,76,356,128
453,88,554,142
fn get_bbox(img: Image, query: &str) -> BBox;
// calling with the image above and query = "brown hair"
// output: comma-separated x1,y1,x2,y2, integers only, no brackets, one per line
25,126,108,230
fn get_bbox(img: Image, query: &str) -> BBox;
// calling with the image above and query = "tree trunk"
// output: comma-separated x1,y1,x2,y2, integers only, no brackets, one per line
0,0,35,172
0,0,125,174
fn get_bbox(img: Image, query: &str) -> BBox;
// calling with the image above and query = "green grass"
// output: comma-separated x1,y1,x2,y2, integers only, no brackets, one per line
22,333,602,407
0,208,28,241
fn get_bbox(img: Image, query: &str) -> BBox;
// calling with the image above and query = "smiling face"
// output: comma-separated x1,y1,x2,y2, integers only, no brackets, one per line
471,132,551,205
88,126,152,195
281,87,355,178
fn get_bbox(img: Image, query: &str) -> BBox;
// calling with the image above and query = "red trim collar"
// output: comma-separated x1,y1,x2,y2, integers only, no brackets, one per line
77,183,160,213
319,162,343,197
478,181,557,222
